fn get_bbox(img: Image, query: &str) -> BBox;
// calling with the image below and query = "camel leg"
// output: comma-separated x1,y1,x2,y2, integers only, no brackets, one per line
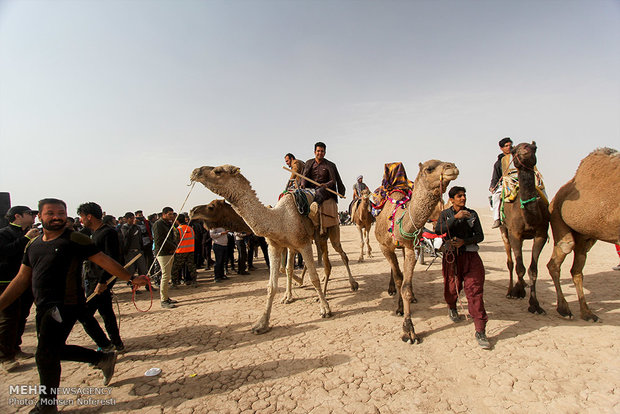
281,249,297,304
357,225,365,262
571,236,599,322
546,214,575,318
329,226,359,292
252,245,284,334
319,234,332,296
500,227,516,298
300,244,332,318
401,246,419,344
279,248,287,274
380,245,405,315
510,234,527,298
388,269,396,296
365,226,373,258
527,234,547,314
315,238,324,268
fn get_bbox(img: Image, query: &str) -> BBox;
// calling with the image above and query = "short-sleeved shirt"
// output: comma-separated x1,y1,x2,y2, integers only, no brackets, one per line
23,228,100,308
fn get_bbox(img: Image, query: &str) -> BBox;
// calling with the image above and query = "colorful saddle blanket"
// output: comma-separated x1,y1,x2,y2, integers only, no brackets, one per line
370,162,414,212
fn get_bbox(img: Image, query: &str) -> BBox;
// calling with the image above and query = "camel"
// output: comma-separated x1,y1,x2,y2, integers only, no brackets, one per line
351,188,375,262
546,148,620,322
190,199,357,303
190,199,252,234
374,160,459,344
190,165,353,333
499,142,549,315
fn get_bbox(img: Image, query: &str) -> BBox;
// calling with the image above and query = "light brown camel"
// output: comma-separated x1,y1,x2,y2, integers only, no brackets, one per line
499,142,549,314
546,148,620,322
351,188,375,262
189,199,357,304
191,165,350,333
374,160,459,344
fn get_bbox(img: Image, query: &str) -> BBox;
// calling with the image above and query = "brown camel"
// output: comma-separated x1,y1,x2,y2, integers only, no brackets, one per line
190,199,252,233
351,188,375,262
191,165,350,333
375,160,459,343
499,141,549,314
546,148,620,322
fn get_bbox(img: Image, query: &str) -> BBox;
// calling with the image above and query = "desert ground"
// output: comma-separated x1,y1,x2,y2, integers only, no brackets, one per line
2,211,619,414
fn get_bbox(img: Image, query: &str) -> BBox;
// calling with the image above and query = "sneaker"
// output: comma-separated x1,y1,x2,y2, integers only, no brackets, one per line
161,300,176,309
29,401,58,413
491,219,501,229
613,265,620,271
167,298,178,304
475,331,491,349
308,202,319,225
97,344,115,353
2,358,20,372
448,308,461,323
97,352,117,386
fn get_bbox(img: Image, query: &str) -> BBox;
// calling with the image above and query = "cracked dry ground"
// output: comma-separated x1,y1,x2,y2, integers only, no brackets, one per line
2,213,619,413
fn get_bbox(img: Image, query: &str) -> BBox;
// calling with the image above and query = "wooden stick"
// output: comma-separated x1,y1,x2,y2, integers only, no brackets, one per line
282,166,345,198
86,253,143,303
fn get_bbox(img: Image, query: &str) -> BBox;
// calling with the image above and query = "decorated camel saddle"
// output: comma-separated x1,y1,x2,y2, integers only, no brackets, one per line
370,162,414,216
285,189,339,232
501,169,548,205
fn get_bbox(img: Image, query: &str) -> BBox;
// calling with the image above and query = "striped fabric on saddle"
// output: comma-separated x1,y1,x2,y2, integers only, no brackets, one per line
370,162,414,211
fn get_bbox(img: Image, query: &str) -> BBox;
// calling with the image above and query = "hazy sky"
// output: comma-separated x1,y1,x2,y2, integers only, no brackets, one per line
1,0,618,217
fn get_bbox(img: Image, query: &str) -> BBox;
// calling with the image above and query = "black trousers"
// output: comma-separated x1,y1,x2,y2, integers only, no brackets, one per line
0,287,33,360
248,236,270,268
213,244,227,280
36,305,103,408
78,288,122,347
236,239,248,273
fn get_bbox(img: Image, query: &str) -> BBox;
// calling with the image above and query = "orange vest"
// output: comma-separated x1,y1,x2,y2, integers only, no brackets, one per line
176,224,195,253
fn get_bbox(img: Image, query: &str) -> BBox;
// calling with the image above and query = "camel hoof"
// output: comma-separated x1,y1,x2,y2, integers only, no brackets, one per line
582,313,601,323
320,310,333,318
528,305,546,315
388,289,396,296
350,281,359,292
394,310,404,316
410,296,417,304
358,257,364,263
251,325,271,335
557,307,573,319
280,296,295,304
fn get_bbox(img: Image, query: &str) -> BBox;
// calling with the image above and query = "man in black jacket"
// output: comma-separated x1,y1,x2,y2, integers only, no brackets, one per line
489,137,513,228
436,187,489,349
301,141,346,224
0,206,39,372
77,202,124,352
153,207,178,308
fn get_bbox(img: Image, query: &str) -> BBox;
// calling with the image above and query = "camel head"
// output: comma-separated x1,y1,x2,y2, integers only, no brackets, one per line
416,160,459,196
512,141,537,170
189,199,252,233
190,165,254,204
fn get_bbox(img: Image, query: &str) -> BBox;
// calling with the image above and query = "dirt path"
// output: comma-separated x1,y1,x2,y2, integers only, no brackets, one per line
3,211,619,413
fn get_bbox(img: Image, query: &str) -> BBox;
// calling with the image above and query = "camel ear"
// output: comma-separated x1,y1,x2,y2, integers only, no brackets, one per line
531,141,537,151
223,165,240,175
418,162,424,171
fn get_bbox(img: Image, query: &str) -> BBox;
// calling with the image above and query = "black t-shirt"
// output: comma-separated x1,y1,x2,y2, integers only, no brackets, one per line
89,224,121,284
23,228,100,308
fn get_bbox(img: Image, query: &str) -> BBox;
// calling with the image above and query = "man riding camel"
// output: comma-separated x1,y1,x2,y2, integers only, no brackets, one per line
489,137,515,229
301,142,345,225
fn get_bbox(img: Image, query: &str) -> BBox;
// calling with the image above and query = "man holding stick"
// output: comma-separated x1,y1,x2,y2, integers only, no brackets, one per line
300,142,346,224
0,198,147,413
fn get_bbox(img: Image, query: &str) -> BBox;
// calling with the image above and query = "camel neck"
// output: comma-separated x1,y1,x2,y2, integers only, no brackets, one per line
398,183,439,237
226,190,272,236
